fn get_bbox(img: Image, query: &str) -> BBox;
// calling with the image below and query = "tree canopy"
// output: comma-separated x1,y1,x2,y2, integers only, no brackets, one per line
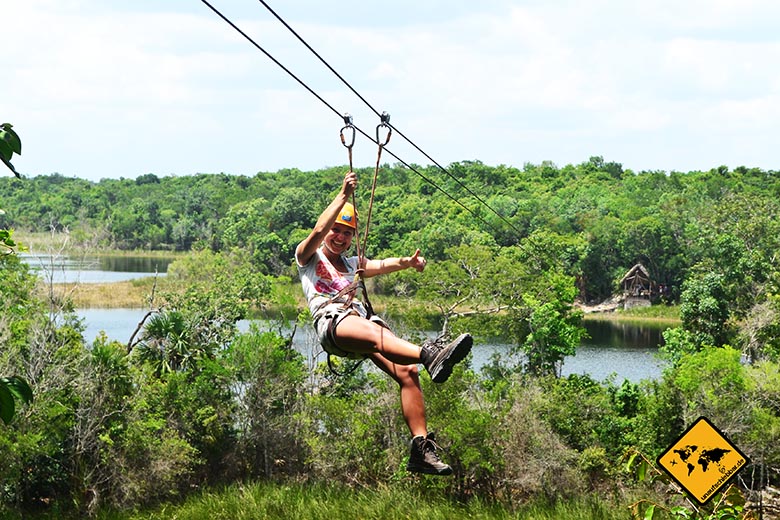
3,158,779,306
4,156,780,517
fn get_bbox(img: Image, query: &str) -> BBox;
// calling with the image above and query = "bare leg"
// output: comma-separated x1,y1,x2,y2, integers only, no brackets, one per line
332,316,427,436
370,352,427,437
333,315,422,365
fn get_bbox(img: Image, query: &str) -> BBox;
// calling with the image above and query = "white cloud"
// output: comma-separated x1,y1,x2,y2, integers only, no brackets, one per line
4,0,780,180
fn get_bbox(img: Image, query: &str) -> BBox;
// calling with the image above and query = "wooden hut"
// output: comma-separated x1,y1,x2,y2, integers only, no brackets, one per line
620,263,654,308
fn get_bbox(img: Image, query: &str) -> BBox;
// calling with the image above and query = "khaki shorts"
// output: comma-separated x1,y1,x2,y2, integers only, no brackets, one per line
314,302,389,358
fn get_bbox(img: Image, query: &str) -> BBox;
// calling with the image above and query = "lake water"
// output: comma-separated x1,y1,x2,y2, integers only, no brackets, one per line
77,308,670,383
20,253,173,283
31,254,670,383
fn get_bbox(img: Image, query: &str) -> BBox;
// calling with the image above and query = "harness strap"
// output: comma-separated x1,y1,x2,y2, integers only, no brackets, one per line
312,274,373,318
319,113,392,377
327,352,366,377
320,303,367,377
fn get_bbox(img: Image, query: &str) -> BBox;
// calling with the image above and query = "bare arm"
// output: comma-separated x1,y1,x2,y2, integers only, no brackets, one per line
362,249,426,277
295,171,356,266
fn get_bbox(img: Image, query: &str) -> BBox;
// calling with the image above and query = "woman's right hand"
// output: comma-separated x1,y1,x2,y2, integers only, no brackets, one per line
342,171,357,198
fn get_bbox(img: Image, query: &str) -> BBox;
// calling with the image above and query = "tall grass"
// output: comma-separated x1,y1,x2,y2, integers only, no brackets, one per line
38,278,159,308
584,305,681,325
59,481,632,520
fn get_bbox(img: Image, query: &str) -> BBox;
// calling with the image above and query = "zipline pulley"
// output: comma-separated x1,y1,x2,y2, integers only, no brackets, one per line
340,113,356,172
376,111,392,146
340,113,355,150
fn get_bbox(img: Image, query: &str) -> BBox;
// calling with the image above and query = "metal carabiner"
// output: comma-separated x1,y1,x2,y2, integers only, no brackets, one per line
340,113,355,149
376,111,392,146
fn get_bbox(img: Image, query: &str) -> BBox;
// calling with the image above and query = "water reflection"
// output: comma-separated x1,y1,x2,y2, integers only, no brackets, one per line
564,320,669,382
20,253,175,283
583,319,667,349
97,255,174,273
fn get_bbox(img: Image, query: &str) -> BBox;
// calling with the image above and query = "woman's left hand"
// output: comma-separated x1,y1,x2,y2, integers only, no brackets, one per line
406,249,427,272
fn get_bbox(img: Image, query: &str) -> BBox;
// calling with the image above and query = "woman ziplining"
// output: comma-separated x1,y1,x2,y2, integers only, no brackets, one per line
294,115,473,476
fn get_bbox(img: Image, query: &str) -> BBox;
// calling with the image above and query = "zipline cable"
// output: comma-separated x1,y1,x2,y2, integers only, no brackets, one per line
255,0,382,121
200,0,342,121
199,0,505,236
254,0,523,236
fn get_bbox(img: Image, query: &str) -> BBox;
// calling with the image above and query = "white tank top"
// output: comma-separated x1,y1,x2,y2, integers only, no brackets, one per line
297,247,368,319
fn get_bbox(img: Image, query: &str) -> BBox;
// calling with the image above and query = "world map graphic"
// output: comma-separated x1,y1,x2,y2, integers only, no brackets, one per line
672,445,731,476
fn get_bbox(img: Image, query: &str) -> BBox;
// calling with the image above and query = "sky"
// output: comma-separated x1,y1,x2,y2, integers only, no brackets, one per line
5,0,780,182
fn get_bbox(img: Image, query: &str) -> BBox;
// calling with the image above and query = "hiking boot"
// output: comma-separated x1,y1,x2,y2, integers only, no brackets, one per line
406,432,453,476
421,333,473,383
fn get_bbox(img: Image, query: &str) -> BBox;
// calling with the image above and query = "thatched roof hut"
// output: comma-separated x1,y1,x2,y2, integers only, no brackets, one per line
620,263,653,298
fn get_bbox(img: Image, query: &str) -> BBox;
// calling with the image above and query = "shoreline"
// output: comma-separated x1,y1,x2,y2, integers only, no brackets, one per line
56,279,682,328
19,233,681,325
582,311,680,325
14,231,185,259
577,297,681,325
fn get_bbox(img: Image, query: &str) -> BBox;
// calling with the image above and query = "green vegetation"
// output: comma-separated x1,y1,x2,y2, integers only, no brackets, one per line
1,122,22,178
13,481,632,520
0,376,33,425
617,305,681,321
585,306,682,325
14,231,188,257
2,158,778,309
3,158,780,519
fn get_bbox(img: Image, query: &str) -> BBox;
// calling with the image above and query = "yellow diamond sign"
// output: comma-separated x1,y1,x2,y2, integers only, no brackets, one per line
657,416,749,505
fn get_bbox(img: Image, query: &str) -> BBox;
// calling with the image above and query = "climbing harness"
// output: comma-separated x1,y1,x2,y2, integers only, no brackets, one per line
323,113,393,376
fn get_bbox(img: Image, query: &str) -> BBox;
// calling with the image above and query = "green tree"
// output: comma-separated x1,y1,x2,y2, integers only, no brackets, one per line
520,271,584,377
673,346,748,431
0,123,22,178
620,214,685,294
679,272,731,348
219,199,288,275
133,311,197,375
1,228,17,255
67,336,134,513
580,215,626,302
0,122,31,425
740,294,780,363
0,376,33,425
269,187,317,236
220,198,269,250
227,326,307,478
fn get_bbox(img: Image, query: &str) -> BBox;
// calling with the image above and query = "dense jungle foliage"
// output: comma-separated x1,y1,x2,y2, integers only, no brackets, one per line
2,157,779,304
2,158,780,519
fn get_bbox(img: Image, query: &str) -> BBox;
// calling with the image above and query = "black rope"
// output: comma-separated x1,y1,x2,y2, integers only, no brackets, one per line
254,0,524,236
327,354,366,378
200,0,510,236
199,0,342,121
255,0,382,120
